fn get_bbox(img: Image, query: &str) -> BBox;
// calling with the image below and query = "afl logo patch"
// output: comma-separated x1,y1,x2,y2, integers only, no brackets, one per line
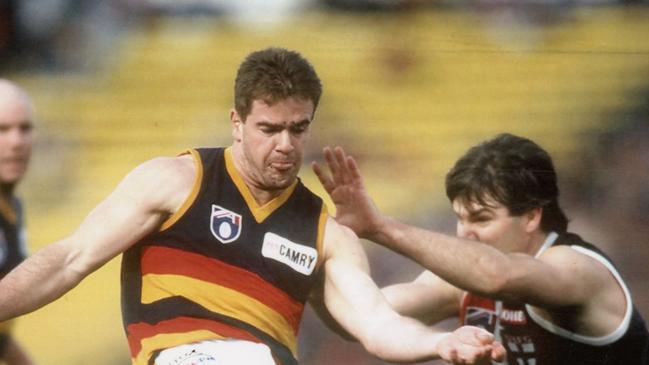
210,205,242,244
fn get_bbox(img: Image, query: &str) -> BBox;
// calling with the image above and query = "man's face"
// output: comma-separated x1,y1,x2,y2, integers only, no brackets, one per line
232,97,314,192
452,196,532,253
0,94,33,188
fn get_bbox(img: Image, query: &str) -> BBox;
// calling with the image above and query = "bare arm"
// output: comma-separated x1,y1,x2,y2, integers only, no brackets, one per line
0,156,195,321
370,218,609,308
313,146,605,309
321,217,505,364
382,270,462,325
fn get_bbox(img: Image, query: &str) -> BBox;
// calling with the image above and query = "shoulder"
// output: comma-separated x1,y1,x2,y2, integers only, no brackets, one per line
125,155,196,191
118,154,199,213
538,243,616,287
323,217,358,250
322,217,370,272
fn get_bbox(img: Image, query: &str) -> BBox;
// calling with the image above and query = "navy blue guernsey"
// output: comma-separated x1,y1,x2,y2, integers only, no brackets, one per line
0,197,25,277
120,147,328,365
461,232,649,364
0,196,27,351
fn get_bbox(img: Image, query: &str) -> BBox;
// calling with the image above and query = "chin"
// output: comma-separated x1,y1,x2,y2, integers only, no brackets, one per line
268,175,296,190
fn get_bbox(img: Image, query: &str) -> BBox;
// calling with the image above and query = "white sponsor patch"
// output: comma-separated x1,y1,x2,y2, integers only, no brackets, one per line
262,232,318,276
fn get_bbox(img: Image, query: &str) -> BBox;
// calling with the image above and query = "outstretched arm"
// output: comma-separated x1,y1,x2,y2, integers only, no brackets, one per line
313,146,612,309
0,156,195,321
321,217,505,364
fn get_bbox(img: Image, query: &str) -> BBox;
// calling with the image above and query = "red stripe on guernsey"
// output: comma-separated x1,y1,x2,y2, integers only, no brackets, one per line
141,245,303,332
127,316,260,358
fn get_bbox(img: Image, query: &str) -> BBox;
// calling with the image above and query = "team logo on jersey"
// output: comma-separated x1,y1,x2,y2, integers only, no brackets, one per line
262,232,318,275
500,309,527,325
465,307,498,333
210,205,242,244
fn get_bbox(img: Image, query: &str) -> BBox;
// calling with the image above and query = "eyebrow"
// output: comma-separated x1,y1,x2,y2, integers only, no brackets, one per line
257,119,311,128
0,119,33,128
464,207,493,217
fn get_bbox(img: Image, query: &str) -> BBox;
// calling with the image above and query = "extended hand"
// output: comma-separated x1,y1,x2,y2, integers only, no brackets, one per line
436,326,506,364
312,146,382,239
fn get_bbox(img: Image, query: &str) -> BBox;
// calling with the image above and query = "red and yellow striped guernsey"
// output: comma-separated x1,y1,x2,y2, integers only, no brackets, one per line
120,147,327,365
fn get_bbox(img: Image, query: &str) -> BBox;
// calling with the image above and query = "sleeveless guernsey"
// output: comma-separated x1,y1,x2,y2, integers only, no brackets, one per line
461,232,649,364
121,147,328,365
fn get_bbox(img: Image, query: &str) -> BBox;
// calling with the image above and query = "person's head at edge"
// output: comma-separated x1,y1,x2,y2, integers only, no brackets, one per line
445,133,568,254
0,80,34,196
229,47,322,197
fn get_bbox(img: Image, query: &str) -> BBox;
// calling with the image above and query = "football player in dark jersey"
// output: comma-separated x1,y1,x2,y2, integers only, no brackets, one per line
0,79,36,365
314,134,649,365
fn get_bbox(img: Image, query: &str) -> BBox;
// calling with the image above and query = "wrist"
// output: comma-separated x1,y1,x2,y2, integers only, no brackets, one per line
364,214,392,243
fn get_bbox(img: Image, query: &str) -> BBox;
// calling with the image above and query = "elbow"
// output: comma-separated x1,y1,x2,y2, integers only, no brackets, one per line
61,242,98,282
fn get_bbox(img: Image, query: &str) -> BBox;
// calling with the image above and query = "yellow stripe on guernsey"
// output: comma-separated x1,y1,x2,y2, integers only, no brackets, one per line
141,274,298,354
134,330,226,365
315,204,328,271
224,147,297,223
159,149,204,231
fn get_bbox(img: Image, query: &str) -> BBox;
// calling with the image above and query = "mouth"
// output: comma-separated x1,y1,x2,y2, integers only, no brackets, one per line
270,161,295,172
1,156,26,165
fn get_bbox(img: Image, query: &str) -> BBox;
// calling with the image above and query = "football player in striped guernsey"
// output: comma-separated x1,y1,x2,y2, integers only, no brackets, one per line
0,49,505,365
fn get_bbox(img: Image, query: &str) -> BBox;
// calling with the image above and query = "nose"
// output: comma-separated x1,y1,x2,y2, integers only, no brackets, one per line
275,130,295,154
456,221,478,241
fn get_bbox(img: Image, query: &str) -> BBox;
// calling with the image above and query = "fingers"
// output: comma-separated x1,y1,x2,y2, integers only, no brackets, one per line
491,342,507,362
344,152,363,182
324,146,345,185
456,326,494,346
311,161,334,194
444,344,493,365
475,329,494,344
318,146,357,182
440,327,505,364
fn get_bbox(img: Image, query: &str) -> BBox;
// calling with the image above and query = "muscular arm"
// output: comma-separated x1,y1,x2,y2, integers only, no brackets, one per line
367,216,609,309
0,156,195,321
320,218,504,364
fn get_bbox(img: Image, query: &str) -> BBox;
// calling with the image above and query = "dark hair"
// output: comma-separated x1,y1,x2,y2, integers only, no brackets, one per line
445,133,568,233
234,47,322,120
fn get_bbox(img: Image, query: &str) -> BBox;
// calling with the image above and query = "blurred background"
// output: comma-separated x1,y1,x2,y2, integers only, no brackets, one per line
2,0,649,364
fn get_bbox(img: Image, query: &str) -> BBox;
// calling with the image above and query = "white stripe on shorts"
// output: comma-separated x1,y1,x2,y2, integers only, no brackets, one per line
154,339,277,365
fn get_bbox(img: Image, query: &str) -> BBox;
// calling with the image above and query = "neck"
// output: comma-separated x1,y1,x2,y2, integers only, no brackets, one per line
526,230,552,256
245,181,282,206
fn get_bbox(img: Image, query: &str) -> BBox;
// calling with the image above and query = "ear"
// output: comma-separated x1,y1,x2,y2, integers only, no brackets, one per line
524,207,543,233
230,109,243,142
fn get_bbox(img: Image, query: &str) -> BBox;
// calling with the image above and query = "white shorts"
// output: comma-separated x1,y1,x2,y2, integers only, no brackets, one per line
154,339,277,365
